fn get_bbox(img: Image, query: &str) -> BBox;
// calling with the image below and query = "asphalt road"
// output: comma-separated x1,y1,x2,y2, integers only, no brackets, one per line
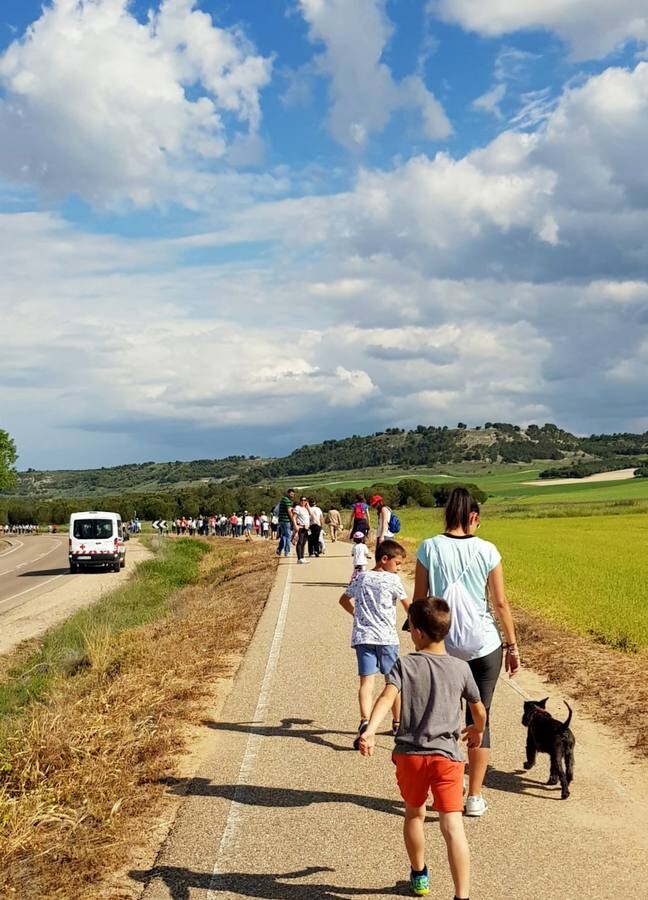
132,540,648,900
0,533,69,616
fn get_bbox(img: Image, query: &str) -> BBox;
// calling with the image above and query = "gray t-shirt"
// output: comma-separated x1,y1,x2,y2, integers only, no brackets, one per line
387,652,480,761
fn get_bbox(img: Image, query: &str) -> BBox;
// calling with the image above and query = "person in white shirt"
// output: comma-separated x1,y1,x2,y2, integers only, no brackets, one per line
292,496,311,564
307,497,324,557
351,531,370,578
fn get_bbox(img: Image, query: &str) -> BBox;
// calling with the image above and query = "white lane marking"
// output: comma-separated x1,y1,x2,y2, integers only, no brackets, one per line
0,539,62,576
0,539,24,558
207,564,293,894
0,574,67,611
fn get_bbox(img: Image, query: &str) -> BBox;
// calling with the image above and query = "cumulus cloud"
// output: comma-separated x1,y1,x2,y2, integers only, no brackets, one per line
0,0,272,207
297,0,450,148
431,0,648,60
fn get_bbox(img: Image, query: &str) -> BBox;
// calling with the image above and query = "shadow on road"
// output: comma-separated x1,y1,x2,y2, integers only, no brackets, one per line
129,864,407,899
487,766,564,800
156,778,438,824
18,567,71,577
202,717,356,752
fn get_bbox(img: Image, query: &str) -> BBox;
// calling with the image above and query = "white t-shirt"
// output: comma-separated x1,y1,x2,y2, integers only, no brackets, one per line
416,534,502,659
293,506,310,528
344,570,408,646
352,543,370,568
309,505,323,526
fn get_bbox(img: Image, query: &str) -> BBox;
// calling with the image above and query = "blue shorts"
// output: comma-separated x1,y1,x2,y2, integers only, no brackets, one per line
355,643,399,677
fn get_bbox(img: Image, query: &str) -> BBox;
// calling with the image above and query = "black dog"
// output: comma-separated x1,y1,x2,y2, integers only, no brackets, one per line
522,698,575,799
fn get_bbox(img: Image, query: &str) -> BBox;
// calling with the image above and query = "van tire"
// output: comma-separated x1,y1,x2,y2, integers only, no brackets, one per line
69,563,78,574
112,560,121,573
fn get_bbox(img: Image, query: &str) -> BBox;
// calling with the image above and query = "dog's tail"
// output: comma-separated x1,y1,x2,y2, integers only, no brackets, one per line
560,701,573,732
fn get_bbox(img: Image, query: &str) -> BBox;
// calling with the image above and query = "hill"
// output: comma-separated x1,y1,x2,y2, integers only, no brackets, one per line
5,422,648,500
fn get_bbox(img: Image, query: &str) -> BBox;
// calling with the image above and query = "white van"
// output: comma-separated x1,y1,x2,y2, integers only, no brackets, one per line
69,511,126,573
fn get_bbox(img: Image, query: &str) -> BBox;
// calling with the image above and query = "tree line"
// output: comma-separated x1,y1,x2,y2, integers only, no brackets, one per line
0,479,487,526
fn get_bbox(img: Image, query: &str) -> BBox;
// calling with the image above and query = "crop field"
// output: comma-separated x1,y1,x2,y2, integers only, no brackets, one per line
305,462,648,508
397,507,648,652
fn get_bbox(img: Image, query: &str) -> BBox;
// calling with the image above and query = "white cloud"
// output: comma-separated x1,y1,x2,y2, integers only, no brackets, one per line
0,0,272,207
431,0,648,60
298,0,451,148
472,83,506,119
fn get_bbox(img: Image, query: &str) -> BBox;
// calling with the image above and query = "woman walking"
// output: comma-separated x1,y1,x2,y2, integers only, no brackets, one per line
413,486,520,817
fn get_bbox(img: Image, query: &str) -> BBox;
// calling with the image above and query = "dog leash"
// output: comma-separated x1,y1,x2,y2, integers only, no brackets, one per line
499,673,531,701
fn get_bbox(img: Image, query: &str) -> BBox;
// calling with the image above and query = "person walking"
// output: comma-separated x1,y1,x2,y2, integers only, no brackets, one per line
413,486,521,817
370,494,394,556
292,495,311,564
349,493,370,538
275,489,296,558
359,597,486,900
326,507,342,542
307,497,324,557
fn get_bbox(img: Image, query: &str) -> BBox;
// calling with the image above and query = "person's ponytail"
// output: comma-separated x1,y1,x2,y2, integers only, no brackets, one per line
444,486,479,533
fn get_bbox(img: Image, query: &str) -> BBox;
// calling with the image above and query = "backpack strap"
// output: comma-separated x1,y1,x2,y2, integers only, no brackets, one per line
433,537,478,586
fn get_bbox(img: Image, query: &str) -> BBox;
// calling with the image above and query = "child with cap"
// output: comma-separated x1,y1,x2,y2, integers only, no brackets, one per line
351,531,370,579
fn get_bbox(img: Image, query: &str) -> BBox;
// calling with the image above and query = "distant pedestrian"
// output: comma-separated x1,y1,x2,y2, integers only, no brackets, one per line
292,495,311,564
359,597,487,900
275,489,296,558
307,497,323,557
338,539,410,749
326,507,342,542
369,494,394,557
349,493,370,538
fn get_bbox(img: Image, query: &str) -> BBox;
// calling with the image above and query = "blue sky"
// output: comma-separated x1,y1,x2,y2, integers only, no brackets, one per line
1,1,648,470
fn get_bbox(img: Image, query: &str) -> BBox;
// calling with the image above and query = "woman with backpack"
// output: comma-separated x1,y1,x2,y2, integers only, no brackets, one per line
369,494,401,558
349,493,370,538
413,486,520,818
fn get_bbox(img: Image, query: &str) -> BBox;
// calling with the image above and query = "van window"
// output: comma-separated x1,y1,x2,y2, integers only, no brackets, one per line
73,519,114,540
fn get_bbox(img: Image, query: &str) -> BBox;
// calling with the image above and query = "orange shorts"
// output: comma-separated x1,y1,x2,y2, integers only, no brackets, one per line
393,753,464,812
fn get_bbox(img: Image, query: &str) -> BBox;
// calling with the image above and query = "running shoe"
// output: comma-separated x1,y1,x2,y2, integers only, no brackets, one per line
410,870,430,896
464,794,488,817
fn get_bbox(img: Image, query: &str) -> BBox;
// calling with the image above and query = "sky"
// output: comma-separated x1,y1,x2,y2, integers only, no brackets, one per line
1,1,648,470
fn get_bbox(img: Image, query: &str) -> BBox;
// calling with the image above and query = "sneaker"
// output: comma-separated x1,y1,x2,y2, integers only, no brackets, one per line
409,870,430,896
352,719,369,750
297,558,309,565
464,794,488,817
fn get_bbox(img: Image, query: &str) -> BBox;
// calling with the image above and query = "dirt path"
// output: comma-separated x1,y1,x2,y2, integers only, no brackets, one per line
0,537,153,656
127,541,648,900
522,467,637,486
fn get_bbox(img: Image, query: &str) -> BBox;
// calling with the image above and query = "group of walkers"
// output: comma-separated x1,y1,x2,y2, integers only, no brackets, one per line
335,486,519,900
0,523,40,535
172,513,274,539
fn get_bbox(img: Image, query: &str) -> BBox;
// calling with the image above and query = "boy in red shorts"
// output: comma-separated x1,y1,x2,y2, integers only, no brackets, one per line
359,597,486,899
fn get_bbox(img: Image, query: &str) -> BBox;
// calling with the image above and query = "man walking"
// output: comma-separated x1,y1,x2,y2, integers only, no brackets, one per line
276,489,296,558
326,507,342,542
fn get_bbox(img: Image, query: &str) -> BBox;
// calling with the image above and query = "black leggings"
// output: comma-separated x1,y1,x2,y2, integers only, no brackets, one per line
296,527,309,560
465,645,502,750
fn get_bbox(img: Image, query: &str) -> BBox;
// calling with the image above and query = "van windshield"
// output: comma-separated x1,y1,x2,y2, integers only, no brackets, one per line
73,519,114,540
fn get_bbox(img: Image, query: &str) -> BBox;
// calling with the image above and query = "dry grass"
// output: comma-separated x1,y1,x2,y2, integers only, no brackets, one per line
513,607,648,758
0,538,278,899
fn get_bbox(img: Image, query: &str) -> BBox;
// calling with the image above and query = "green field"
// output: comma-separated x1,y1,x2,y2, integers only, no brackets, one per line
304,462,648,510
398,506,648,652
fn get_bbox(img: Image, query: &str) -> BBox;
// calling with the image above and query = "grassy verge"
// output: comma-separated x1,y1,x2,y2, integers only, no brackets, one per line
0,537,278,899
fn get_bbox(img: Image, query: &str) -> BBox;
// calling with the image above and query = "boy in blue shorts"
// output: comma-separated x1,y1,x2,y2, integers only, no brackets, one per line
339,540,410,749
359,597,487,899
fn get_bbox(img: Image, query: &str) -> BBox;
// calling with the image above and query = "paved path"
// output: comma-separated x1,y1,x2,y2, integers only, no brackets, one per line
133,540,648,900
